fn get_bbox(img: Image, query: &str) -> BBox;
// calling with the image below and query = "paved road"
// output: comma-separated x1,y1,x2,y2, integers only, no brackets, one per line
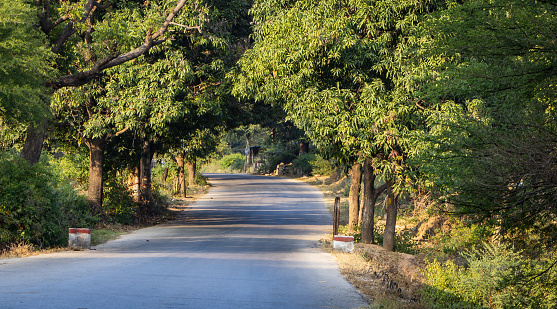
0,174,367,309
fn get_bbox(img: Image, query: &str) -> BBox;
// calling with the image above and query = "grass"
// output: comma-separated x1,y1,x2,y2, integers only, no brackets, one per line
91,229,128,246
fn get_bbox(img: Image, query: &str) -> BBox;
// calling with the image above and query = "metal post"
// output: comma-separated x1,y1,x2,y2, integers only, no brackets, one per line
333,196,340,237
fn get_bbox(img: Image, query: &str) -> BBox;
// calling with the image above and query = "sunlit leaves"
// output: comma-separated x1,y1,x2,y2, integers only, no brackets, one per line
0,1,55,127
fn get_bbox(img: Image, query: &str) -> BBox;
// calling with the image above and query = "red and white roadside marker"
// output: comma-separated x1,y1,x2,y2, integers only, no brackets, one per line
68,228,91,250
333,235,354,253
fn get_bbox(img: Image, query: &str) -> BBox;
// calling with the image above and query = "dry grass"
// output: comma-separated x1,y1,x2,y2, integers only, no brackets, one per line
0,242,66,259
325,243,426,309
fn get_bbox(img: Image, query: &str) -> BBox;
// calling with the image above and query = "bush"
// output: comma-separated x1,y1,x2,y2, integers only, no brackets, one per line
261,144,297,173
103,178,136,225
432,222,493,255
292,154,317,176
421,242,557,309
218,153,244,171
309,155,336,176
0,151,97,250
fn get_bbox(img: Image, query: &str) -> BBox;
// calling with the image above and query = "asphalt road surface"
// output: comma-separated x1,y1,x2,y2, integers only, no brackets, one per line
0,174,368,309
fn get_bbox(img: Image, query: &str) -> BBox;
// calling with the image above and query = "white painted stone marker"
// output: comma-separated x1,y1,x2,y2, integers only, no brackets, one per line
68,228,91,250
333,235,354,253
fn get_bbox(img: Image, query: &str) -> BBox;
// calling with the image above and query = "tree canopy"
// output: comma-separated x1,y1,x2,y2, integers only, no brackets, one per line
0,0,55,127
411,0,557,250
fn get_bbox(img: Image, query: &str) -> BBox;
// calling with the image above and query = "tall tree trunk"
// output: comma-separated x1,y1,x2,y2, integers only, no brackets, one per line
162,167,169,184
20,121,47,165
187,159,196,187
361,158,388,244
361,158,376,244
383,181,398,251
139,139,153,204
176,153,186,198
85,137,105,215
129,165,140,202
348,162,362,232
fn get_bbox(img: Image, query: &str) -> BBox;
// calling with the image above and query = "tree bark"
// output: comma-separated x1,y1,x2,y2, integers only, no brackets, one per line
361,158,389,244
84,137,105,214
139,139,153,204
187,159,196,187
176,153,186,198
129,165,140,202
383,181,398,251
162,167,169,184
348,162,362,232
361,158,376,244
20,122,47,165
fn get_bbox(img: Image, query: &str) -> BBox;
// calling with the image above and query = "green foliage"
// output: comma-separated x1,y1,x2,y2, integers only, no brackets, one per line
261,143,297,173
218,153,245,171
0,0,55,127
309,155,336,176
103,179,136,225
433,223,493,255
292,154,316,176
0,151,97,250
48,150,89,189
410,0,557,253
421,242,557,309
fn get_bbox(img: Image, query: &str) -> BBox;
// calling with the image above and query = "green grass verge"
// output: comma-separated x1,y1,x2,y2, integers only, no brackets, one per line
90,229,127,246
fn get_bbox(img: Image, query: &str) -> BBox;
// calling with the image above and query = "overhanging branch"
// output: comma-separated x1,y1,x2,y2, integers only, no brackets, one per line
47,0,189,89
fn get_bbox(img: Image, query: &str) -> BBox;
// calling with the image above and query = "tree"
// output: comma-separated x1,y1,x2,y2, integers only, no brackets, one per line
19,0,194,165
411,0,557,252
234,0,439,249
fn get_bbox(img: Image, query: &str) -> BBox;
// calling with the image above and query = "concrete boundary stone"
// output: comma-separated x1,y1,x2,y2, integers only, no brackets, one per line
69,228,91,250
333,235,354,253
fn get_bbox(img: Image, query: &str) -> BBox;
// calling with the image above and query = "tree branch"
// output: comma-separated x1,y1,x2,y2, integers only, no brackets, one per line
169,22,202,33
47,0,190,89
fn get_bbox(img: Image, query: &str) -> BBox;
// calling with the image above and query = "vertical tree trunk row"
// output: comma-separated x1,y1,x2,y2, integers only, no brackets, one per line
139,139,153,204
361,157,376,244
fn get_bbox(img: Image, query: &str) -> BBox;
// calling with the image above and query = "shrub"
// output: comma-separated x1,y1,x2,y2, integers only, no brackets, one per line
261,144,297,173
309,155,336,176
0,151,97,250
292,154,317,176
218,153,244,171
433,222,493,255
103,178,136,225
421,242,557,309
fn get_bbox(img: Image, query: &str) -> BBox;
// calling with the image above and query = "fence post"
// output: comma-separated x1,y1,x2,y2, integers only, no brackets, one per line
333,196,340,237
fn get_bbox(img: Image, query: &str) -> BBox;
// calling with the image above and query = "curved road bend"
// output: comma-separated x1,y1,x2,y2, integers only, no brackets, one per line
0,174,368,309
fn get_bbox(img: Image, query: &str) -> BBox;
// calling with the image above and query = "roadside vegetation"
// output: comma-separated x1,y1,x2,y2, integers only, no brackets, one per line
1,0,556,308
